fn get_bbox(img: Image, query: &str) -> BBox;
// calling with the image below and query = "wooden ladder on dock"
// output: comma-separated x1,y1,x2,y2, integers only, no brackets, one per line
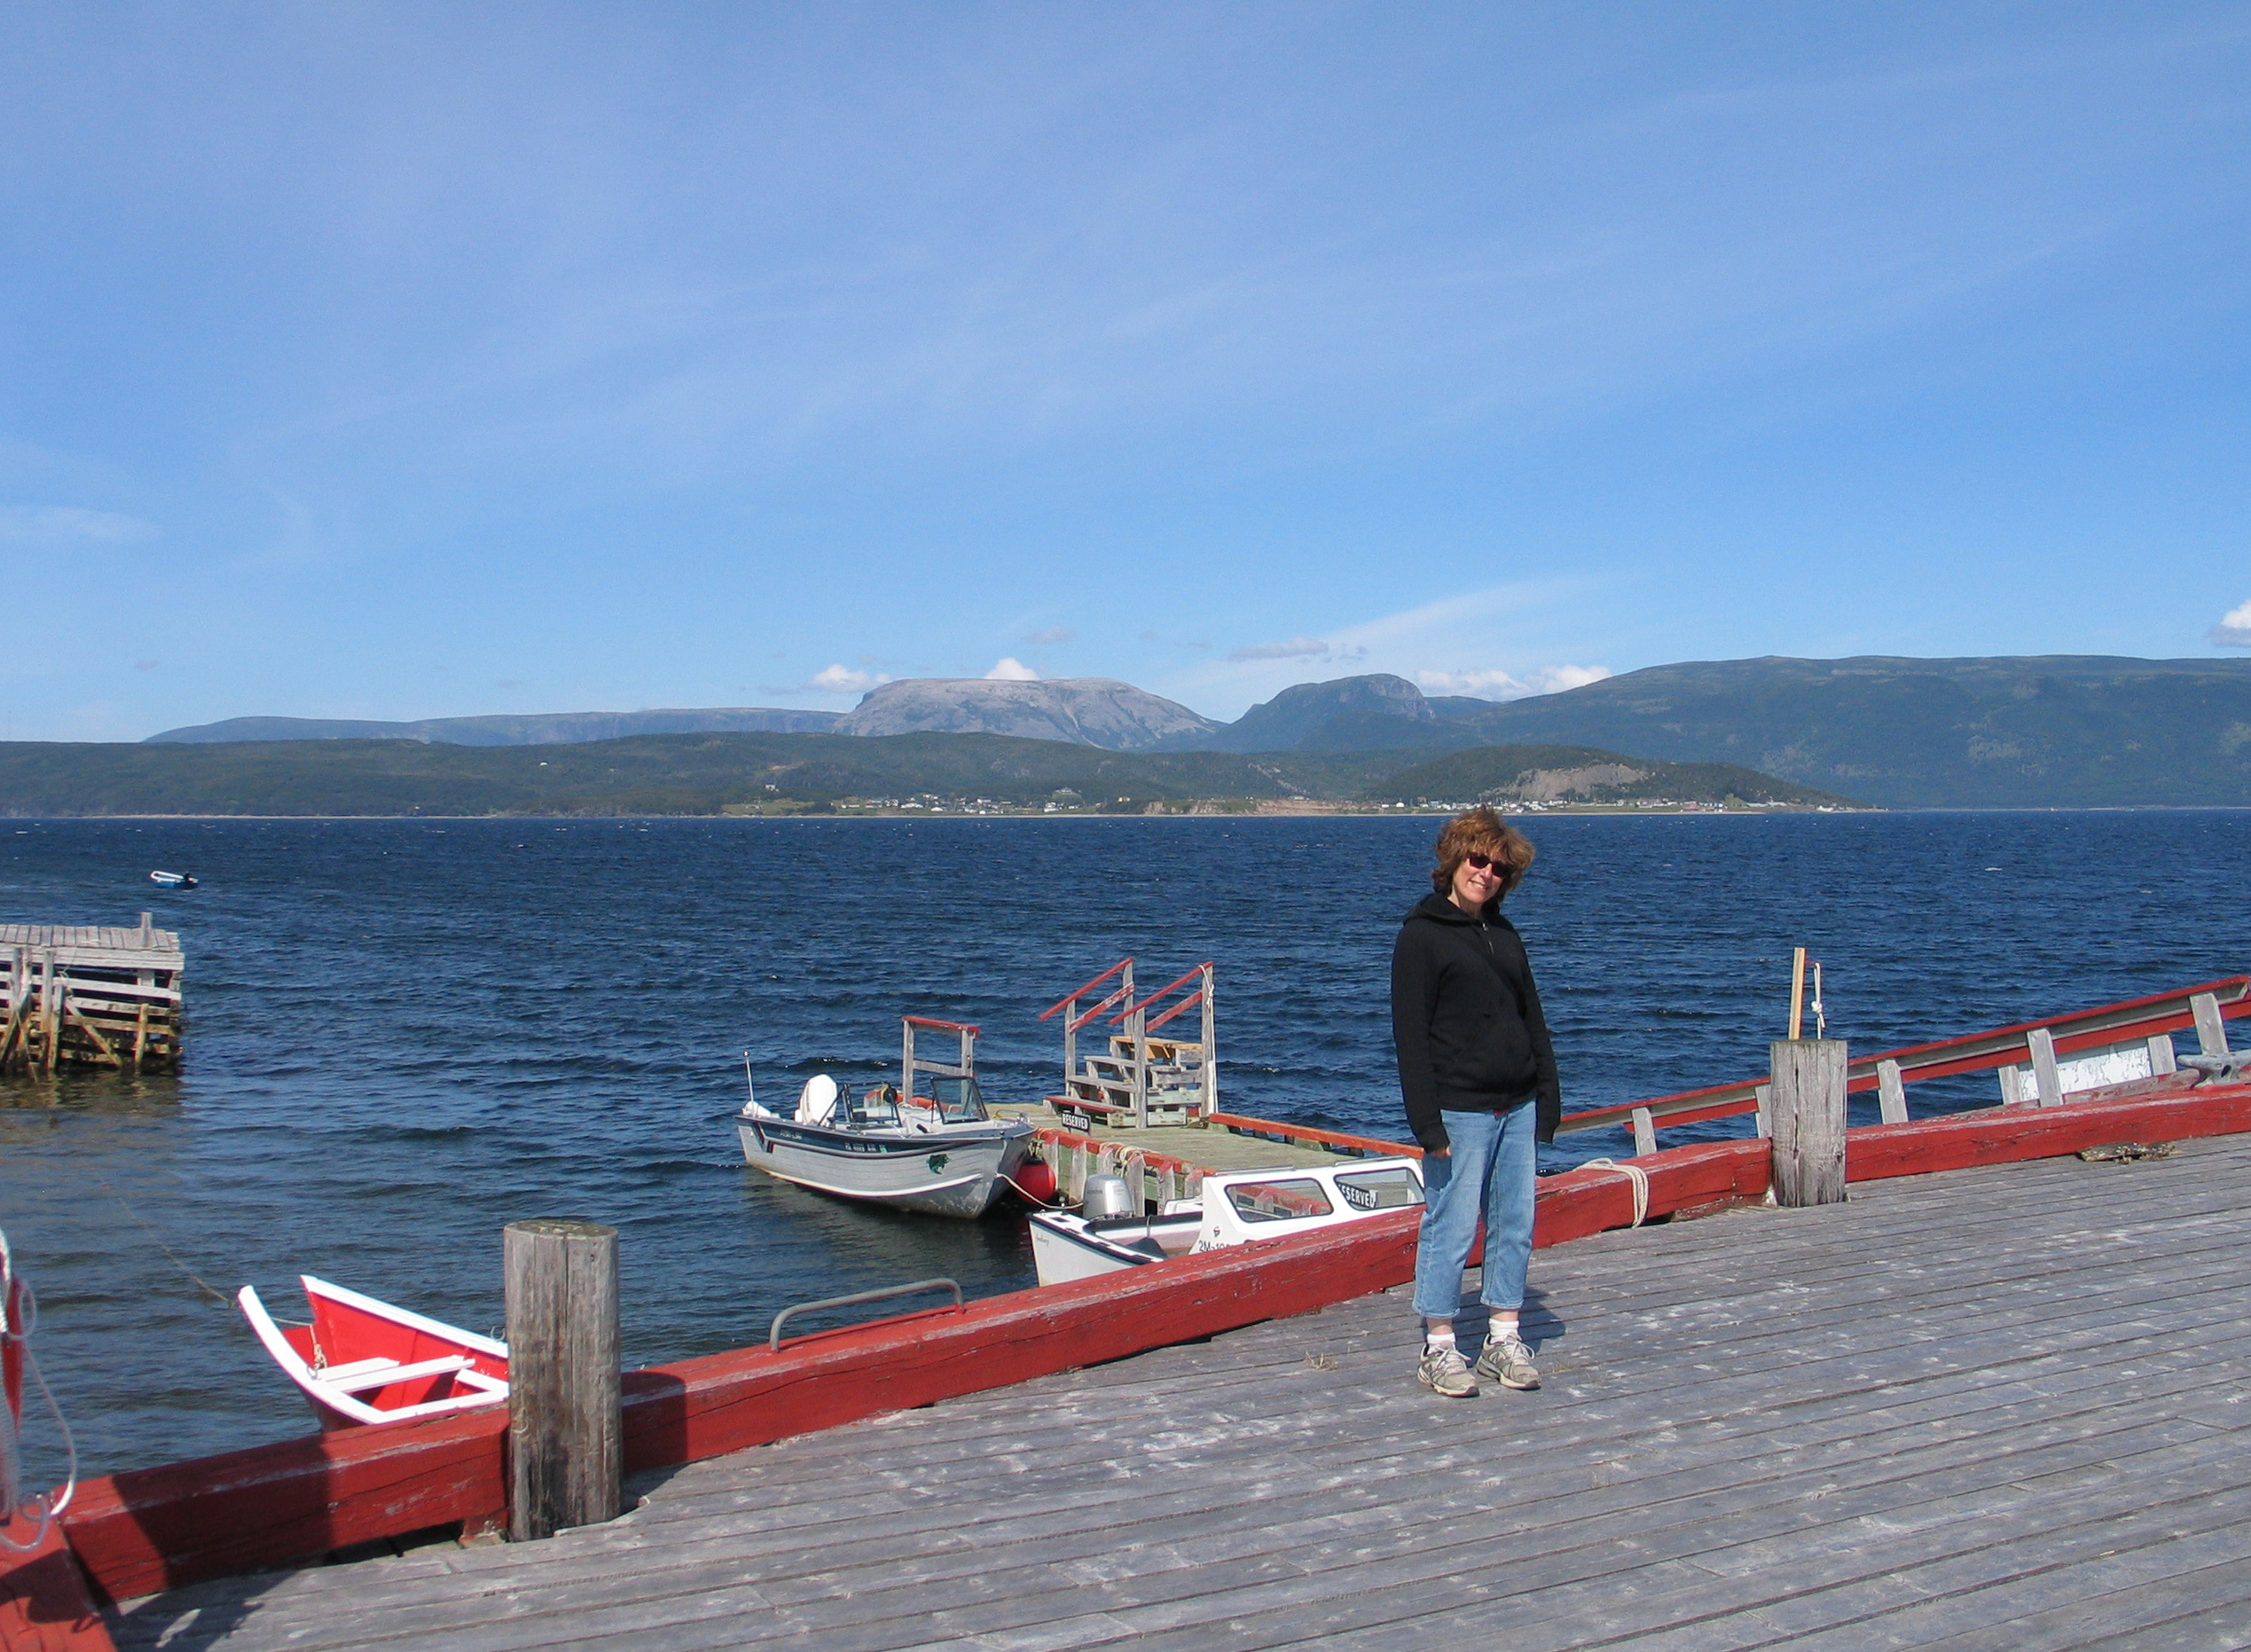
1038,959,1217,1130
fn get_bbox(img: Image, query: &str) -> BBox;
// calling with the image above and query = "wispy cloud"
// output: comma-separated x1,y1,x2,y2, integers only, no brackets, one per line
2213,601,2251,648
1417,664,1612,701
0,505,160,545
984,656,1039,680
1023,625,1076,646
1227,636,1358,662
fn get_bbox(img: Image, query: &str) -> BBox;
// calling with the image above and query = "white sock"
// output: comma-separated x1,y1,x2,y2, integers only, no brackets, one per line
1424,1327,1456,1353
1488,1326,1520,1347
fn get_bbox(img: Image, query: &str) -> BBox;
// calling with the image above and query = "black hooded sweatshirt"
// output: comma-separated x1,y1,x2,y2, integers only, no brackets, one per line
1391,891,1561,1152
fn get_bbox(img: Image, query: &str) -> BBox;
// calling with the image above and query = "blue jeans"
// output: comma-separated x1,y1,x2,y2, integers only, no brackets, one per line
1413,1104,1538,1322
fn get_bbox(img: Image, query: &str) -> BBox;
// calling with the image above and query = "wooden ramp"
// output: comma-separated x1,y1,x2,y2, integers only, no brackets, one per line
114,1136,2251,1651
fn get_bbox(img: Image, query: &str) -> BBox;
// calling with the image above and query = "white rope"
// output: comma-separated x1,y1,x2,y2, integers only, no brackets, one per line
1,1270,79,1553
1580,1158,1651,1228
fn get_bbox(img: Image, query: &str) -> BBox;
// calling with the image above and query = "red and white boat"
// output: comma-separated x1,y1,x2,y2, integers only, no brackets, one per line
236,1276,509,1429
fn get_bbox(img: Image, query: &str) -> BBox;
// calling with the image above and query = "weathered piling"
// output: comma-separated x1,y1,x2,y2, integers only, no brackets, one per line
504,1218,621,1541
0,917,184,1075
1769,1037,1848,1206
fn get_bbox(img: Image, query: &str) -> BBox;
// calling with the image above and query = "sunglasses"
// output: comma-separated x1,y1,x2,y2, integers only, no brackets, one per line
1465,853,1507,873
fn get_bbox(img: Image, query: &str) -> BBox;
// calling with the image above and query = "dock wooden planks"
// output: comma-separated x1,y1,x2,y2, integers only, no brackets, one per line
0,920,184,1076
106,1132,2251,1651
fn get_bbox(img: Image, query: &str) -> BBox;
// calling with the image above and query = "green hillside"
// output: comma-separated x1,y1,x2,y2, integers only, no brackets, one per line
0,732,1398,817
0,730,1839,818
1367,745,1858,808
1450,656,2251,808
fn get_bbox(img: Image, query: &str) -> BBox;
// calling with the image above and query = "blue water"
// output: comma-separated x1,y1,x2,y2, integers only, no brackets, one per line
2,810,2246,1477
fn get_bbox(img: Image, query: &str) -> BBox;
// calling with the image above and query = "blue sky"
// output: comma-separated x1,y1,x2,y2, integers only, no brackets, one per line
3,2,2247,740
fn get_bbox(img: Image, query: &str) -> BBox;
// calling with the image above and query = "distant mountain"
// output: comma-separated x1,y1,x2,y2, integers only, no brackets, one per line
1169,674,1452,753
1450,656,2251,808
1366,744,1859,808
146,708,842,746
833,677,1219,750
122,654,2251,805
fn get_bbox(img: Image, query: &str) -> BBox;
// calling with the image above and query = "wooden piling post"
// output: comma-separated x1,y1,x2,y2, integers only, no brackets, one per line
505,1219,621,1542
1768,1039,1847,1208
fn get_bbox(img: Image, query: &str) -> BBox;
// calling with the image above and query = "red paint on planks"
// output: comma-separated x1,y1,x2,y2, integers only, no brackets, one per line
60,1408,505,1604
0,1511,113,1652
1848,1082,2251,1182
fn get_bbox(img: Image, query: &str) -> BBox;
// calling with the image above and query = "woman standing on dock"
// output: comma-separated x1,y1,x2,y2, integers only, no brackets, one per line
1392,806,1560,1398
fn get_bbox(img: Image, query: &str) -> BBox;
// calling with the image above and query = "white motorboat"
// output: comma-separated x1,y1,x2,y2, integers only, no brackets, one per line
1028,1156,1425,1286
735,1015,1035,1218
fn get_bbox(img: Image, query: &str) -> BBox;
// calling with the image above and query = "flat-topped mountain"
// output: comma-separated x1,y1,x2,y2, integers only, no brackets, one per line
832,677,1220,750
147,708,841,745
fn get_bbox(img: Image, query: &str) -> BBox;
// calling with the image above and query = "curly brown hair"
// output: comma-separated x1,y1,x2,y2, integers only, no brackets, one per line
1430,805,1535,900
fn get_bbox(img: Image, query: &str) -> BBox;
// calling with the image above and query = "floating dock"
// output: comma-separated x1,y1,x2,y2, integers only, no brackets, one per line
0,917,184,1076
105,1132,2251,1651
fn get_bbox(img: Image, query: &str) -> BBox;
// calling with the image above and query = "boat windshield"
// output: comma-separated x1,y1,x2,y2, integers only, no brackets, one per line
924,1076,988,1123
1224,1178,1333,1222
1333,1165,1424,1211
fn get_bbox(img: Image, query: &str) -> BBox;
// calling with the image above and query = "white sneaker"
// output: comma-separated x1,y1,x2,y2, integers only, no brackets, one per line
1416,1343,1478,1398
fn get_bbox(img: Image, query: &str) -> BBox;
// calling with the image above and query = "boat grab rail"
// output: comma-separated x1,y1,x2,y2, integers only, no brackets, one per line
768,1278,964,1351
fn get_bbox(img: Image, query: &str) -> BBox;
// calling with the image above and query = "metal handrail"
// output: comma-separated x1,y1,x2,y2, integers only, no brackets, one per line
767,1278,964,1351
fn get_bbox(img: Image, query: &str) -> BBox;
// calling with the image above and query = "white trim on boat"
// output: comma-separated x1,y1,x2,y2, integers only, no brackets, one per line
300,1274,509,1358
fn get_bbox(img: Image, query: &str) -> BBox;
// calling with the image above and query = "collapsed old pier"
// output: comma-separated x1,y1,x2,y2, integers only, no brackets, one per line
0,917,184,1075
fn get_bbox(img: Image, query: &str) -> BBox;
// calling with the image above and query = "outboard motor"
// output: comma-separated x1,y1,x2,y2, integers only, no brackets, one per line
796,1074,841,1125
1080,1173,1136,1220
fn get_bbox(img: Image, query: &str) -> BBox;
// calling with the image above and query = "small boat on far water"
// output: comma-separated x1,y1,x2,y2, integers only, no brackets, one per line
735,1015,1035,1218
148,870,197,889
236,1275,509,1429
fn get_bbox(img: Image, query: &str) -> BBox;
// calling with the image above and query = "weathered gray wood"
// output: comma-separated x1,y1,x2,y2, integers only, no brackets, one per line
1630,1107,1656,1157
2026,1024,2062,1105
1751,1082,1770,1139
1874,1058,1906,1124
1767,1037,1847,1206
2149,1030,2178,1074
2193,990,2231,1055
506,1218,623,1542
110,1138,2251,1652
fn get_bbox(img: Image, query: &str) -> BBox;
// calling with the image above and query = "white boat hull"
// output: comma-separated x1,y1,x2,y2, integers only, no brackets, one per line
736,1114,1034,1217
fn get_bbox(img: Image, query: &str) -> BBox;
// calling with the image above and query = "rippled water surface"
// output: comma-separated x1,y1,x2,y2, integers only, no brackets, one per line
3,810,2246,1476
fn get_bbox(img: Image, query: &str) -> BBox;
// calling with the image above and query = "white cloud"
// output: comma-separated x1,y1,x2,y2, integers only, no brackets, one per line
0,505,161,545
1417,664,1612,701
2213,601,2251,648
809,662,887,693
984,656,1039,680
1023,625,1076,646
